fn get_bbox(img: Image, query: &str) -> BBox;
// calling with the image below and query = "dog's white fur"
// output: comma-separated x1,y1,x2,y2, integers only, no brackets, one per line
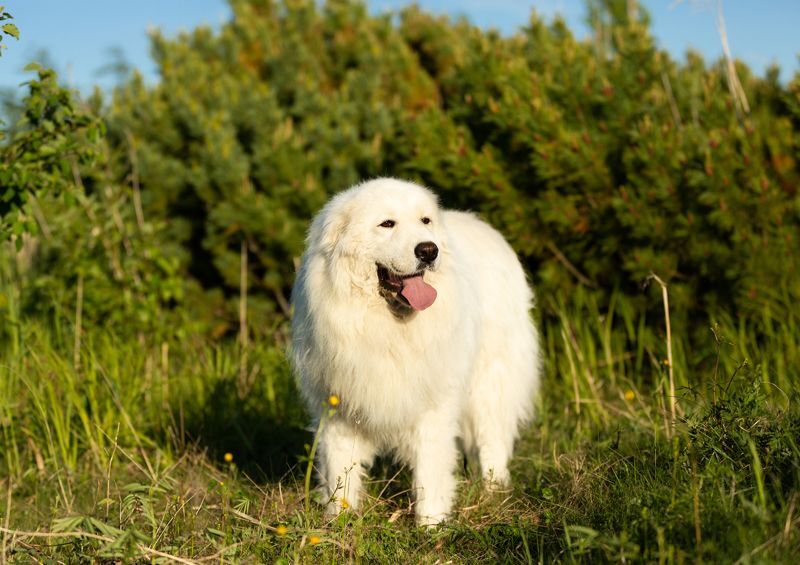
291,178,540,525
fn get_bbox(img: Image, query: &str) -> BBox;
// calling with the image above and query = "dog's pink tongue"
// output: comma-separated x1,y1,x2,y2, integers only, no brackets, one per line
401,276,437,311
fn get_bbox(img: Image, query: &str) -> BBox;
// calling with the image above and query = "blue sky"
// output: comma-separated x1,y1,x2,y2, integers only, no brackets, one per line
1,1,798,94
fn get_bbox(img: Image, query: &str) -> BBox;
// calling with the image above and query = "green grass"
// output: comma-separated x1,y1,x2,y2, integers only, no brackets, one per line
1,279,799,563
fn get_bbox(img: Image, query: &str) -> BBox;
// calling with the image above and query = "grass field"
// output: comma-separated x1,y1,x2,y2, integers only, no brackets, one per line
1,270,799,563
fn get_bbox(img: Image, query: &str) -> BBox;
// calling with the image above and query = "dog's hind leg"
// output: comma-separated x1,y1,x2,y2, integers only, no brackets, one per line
465,325,540,486
464,361,517,485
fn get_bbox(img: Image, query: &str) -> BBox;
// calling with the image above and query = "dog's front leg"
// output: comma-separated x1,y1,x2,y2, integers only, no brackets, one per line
318,418,375,517
411,409,460,526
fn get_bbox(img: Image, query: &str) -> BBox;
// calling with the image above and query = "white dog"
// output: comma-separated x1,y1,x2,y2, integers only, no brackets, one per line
291,178,540,525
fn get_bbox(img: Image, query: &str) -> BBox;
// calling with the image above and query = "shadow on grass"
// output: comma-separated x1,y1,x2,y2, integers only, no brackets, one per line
180,375,312,482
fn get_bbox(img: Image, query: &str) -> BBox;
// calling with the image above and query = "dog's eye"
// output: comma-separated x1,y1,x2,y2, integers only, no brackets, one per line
379,220,396,228
421,217,431,225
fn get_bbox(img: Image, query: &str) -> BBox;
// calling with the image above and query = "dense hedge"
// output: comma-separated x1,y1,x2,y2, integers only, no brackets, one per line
0,69,185,336
5,0,800,337
106,0,799,330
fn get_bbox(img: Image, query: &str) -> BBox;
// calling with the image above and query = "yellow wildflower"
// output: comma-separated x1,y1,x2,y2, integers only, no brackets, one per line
328,394,340,407
624,390,635,401
275,524,288,536
223,452,233,463
309,535,321,545
340,498,349,509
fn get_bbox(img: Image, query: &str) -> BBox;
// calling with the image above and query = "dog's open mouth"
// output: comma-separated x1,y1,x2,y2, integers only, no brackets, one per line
377,265,437,311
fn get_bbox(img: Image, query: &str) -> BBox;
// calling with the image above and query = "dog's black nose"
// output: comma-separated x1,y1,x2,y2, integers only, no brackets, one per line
415,241,439,264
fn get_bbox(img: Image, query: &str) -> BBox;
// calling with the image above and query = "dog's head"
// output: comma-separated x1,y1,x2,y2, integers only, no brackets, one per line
308,178,446,315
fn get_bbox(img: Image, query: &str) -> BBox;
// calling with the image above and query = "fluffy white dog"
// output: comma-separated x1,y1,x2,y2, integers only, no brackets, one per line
291,178,540,525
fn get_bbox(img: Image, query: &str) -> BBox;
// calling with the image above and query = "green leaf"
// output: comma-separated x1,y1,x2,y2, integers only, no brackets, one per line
51,516,85,533
87,517,124,537
206,527,226,538
1,22,18,39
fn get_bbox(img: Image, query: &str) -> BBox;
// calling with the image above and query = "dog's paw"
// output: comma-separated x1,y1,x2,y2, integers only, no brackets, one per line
415,511,448,528
482,467,511,491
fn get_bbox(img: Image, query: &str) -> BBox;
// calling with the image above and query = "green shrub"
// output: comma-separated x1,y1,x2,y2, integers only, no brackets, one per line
0,68,188,338
102,0,799,338
0,66,103,242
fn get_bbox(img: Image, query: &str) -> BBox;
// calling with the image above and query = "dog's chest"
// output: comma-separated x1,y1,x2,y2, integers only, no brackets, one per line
323,313,472,429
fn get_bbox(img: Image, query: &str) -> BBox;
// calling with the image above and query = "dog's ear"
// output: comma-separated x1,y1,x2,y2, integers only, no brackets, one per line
309,203,349,255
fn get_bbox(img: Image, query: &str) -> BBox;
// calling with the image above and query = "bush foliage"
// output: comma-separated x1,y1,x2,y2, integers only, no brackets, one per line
0,68,185,336
3,0,798,335
97,0,800,334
